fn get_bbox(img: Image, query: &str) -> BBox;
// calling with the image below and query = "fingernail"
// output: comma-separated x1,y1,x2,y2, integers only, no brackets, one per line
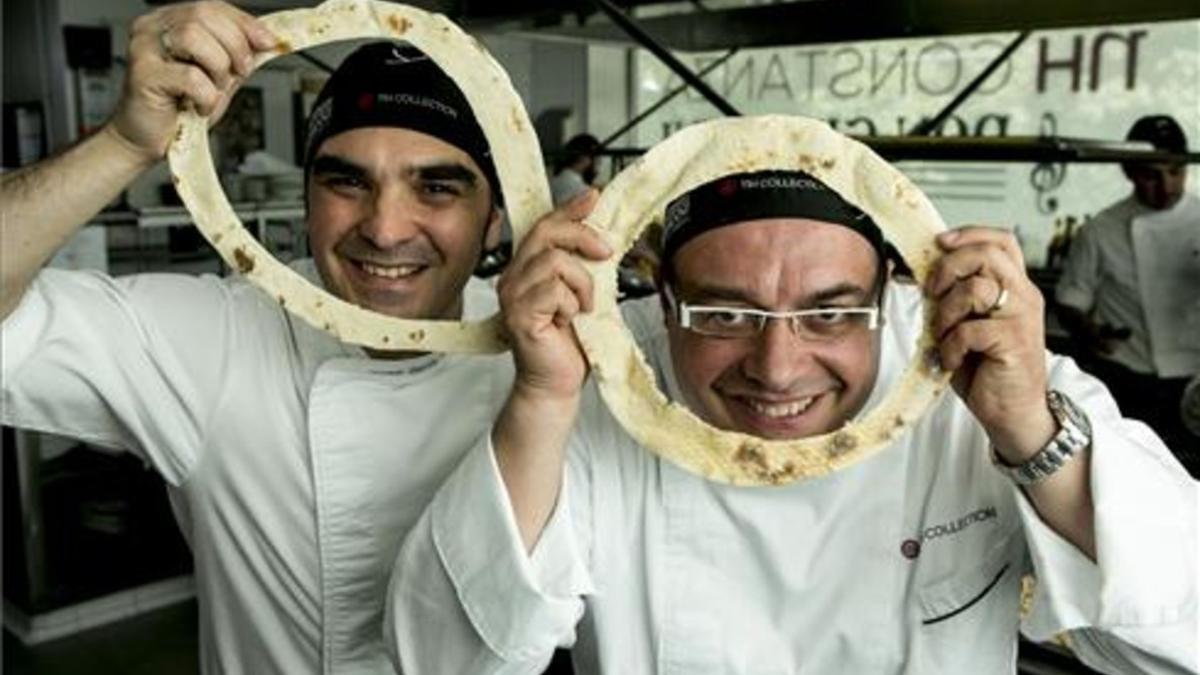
937,230,959,245
256,27,277,48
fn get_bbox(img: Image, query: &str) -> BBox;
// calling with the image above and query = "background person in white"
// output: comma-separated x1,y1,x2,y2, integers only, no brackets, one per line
0,3,516,673
1055,115,1200,472
549,133,600,207
387,172,1198,674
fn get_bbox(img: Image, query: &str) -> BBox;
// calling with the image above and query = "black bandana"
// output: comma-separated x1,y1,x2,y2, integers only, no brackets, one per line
303,41,501,202
661,170,886,264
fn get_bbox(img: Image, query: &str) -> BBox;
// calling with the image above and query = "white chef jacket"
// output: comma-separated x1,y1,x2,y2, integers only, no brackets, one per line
1,261,514,675
1056,193,1200,377
387,285,1199,675
549,169,590,207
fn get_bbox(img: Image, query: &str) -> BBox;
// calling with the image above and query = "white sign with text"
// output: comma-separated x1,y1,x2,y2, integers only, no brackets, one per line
632,20,1199,265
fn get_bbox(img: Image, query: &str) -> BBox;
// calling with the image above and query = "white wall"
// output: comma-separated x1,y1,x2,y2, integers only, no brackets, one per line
17,2,605,204
480,34,535,110
532,40,589,147
49,0,340,205
587,44,632,142
482,33,592,157
586,43,632,181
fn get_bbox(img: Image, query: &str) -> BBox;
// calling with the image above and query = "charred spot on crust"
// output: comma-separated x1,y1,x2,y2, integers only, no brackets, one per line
171,174,181,185
922,347,942,374
388,14,411,33
276,294,286,307
174,125,185,143
409,329,426,342
734,443,800,484
766,461,798,485
511,108,525,133
820,156,836,170
796,153,818,172
275,39,293,54
233,247,255,274
828,431,857,456
323,322,332,331
381,335,391,344
730,158,755,172
734,442,768,471
212,232,223,244
879,419,906,443
892,179,920,209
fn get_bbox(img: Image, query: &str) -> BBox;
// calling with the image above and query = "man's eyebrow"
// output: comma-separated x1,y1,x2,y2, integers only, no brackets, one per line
806,282,872,305
683,283,754,304
412,163,478,186
310,156,483,191
683,281,871,307
311,154,368,178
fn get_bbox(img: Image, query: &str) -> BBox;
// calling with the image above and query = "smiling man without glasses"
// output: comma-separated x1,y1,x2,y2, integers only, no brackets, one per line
387,169,1198,674
302,42,502,328
1,2,514,671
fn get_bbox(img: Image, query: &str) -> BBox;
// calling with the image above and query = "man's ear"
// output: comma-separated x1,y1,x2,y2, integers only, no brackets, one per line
656,268,673,329
484,207,504,251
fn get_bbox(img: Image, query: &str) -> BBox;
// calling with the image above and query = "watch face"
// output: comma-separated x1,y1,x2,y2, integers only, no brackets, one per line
1051,390,1092,437
1001,391,1092,486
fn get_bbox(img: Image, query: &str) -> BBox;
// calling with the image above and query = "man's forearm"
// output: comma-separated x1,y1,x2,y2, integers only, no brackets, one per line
1025,454,1096,560
1,124,154,318
492,386,580,553
993,405,1097,560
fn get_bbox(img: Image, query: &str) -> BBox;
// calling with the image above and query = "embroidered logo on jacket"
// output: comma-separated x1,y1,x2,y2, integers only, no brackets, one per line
901,506,998,559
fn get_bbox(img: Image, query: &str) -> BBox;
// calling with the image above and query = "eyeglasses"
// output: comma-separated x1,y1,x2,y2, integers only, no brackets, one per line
665,286,881,341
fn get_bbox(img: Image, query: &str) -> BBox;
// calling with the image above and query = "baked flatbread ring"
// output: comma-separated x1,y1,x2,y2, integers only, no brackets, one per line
575,115,953,486
168,0,549,353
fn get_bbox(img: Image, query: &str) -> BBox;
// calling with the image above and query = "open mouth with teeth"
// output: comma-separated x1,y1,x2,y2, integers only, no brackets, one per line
728,393,826,437
355,261,427,281
748,397,816,418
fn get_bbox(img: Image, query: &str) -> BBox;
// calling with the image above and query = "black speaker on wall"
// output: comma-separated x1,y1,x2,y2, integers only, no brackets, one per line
62,25,112,70
3,101,47,168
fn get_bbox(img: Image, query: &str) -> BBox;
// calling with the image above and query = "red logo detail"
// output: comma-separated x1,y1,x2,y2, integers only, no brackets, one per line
717,178,739,197
900,539,921,560
357,93,375,111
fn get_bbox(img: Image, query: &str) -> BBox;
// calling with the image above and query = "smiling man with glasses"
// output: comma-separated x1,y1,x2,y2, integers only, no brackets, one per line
651,171,894,440
387,169,1197,674
670,294,881,338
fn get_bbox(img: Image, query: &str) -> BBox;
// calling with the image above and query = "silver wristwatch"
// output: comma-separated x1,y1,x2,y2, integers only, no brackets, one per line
993,390,1092,486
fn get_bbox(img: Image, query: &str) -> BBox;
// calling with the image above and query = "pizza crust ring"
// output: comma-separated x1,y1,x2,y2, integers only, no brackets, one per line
574,115,953,486
168,0,550,353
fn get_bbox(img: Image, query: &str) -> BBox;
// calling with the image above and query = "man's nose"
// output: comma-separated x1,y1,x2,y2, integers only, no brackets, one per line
358,185,422,249
741,318,812,391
